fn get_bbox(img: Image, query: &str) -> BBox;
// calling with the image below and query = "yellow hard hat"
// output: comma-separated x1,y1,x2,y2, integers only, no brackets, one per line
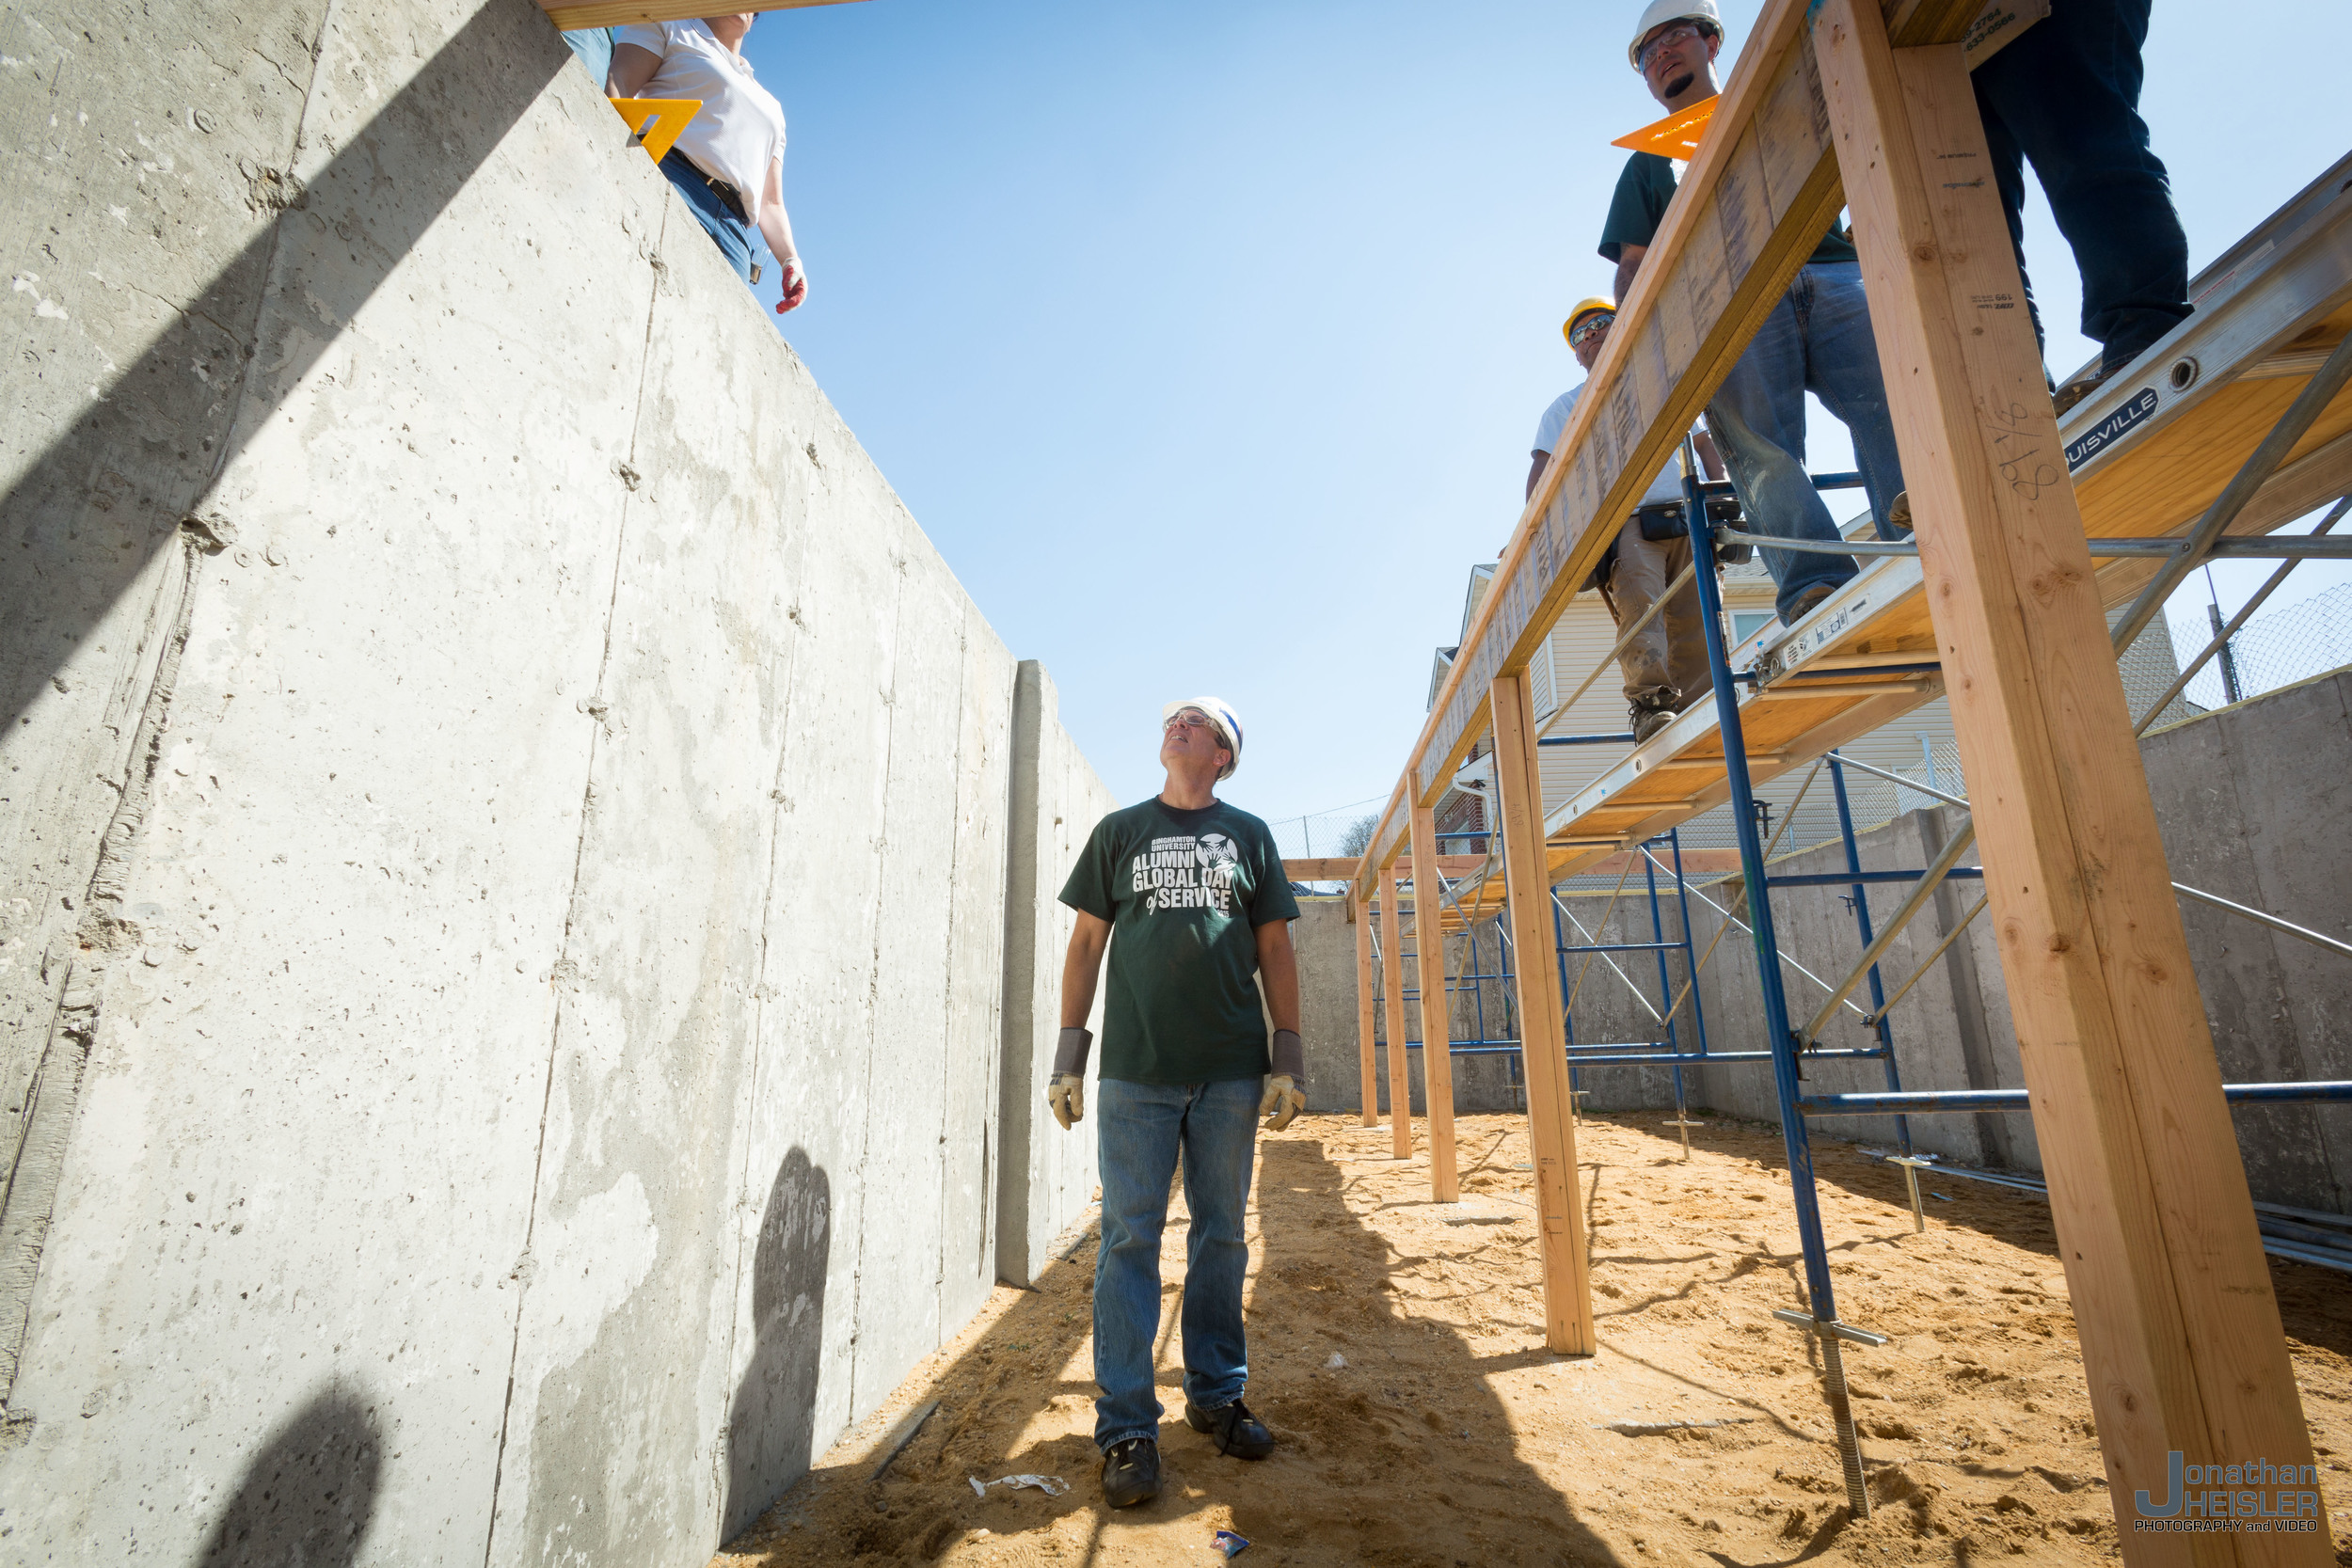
1564,297,1618,346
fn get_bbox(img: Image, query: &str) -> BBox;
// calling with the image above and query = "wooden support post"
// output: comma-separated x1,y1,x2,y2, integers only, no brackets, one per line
1815,6,2324,1555
1410,800,1459,1202
1353,893,1378,1127
1490,673,1595,1354
1379,866,1412,1161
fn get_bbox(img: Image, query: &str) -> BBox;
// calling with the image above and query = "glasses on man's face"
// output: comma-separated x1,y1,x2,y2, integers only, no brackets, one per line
1164,708,1213,733
1636,20,1705,73
1569,314,1615,350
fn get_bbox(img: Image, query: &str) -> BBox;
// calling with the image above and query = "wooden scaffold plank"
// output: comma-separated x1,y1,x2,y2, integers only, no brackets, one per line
1813,2,2326,1557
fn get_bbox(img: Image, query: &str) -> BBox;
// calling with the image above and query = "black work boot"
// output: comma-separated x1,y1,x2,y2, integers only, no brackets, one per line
1185,1398,1276,1460
1101,1437,1161,1507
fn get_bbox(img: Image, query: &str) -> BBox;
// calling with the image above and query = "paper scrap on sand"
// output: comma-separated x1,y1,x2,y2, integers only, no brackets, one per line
1215,1528,1251,1558
968,1473,1069,1498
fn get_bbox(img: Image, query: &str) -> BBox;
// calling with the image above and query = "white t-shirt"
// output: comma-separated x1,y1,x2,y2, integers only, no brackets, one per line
1534,384,1686,508
614,22,787,226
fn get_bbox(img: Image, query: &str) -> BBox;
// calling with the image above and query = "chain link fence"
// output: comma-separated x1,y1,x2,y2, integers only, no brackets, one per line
1265,799,1385,863
2164,582,2352,716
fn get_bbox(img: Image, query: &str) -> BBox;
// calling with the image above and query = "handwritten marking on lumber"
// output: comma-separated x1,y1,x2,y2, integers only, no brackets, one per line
1984,401,2059,499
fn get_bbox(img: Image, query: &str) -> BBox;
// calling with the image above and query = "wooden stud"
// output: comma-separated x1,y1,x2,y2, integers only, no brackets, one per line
1353,893,1379,1128
1410,799,1459,1202
1814,6,2324,1556
1379,866,1412,1162
1491,673,1596,1355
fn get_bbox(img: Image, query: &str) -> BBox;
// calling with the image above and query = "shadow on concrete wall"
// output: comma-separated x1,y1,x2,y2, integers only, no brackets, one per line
194,1386,383,1567
724,1147,832,1540
0,0,569,733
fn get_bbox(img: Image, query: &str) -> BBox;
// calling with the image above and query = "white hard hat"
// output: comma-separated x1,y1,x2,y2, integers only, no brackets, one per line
1162,695,1245,780
1629,0,1724,69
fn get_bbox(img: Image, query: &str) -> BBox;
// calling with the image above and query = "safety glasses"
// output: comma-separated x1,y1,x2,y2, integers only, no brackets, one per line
1636,20,1706,73
1568,312,1615,350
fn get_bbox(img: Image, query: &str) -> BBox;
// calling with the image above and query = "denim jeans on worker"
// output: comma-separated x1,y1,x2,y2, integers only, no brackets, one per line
658,150,755,282
1704,261,1903,622
1971,0,2188,373
1093,1076,1260,1451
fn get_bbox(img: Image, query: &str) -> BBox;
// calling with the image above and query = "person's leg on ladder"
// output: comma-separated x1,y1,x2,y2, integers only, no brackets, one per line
1969,0,2188,379
1705,283,1857,622
1607,523,1682,734
1801,261,1908,536
1658,533,1712,712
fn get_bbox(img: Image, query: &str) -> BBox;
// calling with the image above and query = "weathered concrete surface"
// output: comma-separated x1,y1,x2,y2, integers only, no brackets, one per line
0,2,1110,1561
1293,675,2352,1213
2141,670,2352,1212
993,662,1113,1288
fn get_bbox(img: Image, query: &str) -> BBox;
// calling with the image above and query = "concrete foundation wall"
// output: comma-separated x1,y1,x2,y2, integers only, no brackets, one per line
1292,673,2352,1213
0,4,1111,1561
994,663,1115,1287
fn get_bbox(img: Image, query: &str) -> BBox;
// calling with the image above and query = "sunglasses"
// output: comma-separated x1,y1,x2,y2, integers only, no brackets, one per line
1164,708,1216,732
1569,313,1615,349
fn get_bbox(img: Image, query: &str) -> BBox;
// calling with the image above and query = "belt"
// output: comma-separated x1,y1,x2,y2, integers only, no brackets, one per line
660,149,748,225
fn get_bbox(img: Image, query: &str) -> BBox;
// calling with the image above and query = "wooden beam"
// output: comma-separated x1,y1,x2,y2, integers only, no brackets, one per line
1492,673,1595,1355
1283,856,1486,882
540,0,865,28
1410,804,1459,1202
1815,5,2324,1555
1352,894,1378,1127
1379,866,1412,1161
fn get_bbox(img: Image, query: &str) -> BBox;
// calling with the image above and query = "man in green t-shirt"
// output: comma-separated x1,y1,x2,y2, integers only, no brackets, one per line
1601,0,1906,627
1050,694,1305,1508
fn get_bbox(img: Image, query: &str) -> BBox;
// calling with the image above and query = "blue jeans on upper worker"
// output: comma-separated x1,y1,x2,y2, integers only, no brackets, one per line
1704,261,1904,622
659,149,755,281
1970,0,2189,376
1092,1077,1259,1452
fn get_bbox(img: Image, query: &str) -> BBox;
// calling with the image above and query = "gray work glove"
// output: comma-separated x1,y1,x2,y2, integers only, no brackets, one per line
1260,1074,1304,1131
1047,1027,1092,1131
1262,1029,1306,1130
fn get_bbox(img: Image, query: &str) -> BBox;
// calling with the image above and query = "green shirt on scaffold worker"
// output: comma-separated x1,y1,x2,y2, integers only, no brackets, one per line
1048,694,1305,1512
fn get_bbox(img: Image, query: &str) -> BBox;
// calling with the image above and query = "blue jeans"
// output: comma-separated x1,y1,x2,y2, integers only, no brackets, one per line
1092,1077,1260,1451
659,150,755,282
1971,0,2188,373
1704,261,1902,621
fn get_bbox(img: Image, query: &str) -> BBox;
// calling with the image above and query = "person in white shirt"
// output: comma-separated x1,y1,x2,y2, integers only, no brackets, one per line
610,14,808,311
1529,298,1727,740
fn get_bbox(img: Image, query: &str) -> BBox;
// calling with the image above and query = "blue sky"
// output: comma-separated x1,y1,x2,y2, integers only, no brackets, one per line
738,0,2347,819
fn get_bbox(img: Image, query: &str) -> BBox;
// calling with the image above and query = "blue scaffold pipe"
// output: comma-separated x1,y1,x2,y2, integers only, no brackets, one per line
1566,1048,1886,1067
1765,869,1985,889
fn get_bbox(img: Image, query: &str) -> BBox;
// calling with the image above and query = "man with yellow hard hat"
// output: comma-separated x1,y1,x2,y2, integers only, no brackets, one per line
1530,298,1727,740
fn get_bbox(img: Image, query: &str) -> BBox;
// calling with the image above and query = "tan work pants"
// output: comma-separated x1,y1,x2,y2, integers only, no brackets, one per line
1597,520,1711,712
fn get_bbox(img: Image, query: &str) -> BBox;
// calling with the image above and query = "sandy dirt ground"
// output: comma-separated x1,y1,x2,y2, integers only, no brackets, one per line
711,1113,2352,1567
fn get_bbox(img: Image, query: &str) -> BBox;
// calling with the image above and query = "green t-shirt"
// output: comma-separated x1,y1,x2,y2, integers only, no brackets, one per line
1058,797,1301,1086
1599,147,1857,267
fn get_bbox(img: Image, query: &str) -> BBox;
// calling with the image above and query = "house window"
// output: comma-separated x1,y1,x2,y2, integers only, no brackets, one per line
1731,611,1775,646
